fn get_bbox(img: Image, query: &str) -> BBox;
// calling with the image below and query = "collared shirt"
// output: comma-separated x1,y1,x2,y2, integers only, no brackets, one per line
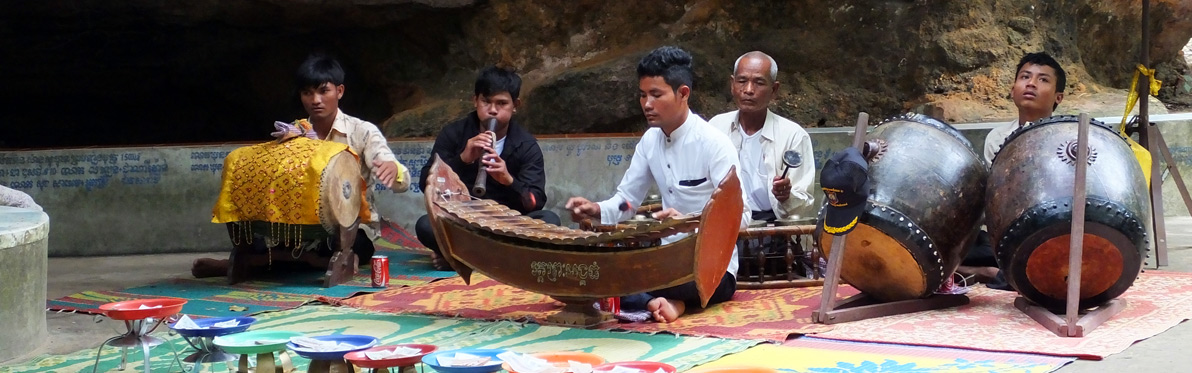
708,109,816,220
596,110,750,277
983,119,1022,166
317,109,411,231
739,130,770,211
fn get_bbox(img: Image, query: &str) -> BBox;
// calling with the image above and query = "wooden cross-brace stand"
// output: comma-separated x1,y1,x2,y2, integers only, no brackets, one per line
811,112,969,325
1127,0,1192,268
1015,113,1127,337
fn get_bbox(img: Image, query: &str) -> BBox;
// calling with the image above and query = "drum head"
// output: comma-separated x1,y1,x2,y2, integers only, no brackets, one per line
321,152,364,229
1005,221,1139,310
1025,232,1122,300
819,223,927,302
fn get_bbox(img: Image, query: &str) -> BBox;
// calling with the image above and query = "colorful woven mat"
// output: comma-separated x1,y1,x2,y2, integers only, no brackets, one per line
3,305,757,373
46,250,455,318
376,218,432,254
692,337,1072,372
814,271,1192,360
330,273,859,341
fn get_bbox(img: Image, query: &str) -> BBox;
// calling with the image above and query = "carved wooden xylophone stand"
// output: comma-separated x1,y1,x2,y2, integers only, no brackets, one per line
1014,114,1127,337
812,112,969,325
547,296,615,328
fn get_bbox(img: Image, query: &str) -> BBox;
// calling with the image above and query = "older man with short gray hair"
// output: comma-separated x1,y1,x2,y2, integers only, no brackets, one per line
708,51,815,222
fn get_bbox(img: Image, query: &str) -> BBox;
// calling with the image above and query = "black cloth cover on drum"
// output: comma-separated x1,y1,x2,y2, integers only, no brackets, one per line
820,147,869,235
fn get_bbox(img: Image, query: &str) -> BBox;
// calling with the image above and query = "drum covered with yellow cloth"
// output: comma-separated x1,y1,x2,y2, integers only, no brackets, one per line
212,137,368,235
814,114,987,302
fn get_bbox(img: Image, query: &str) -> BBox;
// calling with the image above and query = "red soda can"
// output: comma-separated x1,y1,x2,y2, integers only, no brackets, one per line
599,297,620,314
371,255,389,287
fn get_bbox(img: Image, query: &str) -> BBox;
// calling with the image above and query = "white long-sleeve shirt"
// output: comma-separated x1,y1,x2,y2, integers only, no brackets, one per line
708,109,816,219
983,119,1021,167
596,111,750,277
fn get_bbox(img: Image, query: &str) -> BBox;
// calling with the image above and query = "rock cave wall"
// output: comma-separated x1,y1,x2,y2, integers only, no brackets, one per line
2,0,1191,148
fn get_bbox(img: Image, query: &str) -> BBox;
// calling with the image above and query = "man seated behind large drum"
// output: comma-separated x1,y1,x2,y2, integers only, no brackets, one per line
415,66,560,271
708,51,815,223
566,46,750,323
193,54,412,277
957,52,1066,289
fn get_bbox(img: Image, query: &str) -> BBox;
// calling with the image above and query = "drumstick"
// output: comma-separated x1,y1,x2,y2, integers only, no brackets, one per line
472,118,499,197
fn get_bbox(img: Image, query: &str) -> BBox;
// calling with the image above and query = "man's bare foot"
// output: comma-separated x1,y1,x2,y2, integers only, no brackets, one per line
429,252,452,271
647,297,686,323
192,258,230,278
956,265,999,284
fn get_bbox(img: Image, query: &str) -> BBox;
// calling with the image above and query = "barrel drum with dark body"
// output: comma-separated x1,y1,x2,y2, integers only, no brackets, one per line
815,114,988,302
987,115,1150,311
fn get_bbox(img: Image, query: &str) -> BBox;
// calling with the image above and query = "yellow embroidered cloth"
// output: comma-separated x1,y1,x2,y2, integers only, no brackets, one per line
212,137,367,225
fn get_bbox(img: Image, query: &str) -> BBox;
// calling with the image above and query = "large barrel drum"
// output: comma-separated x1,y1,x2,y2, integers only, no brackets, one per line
987,115,1150,310
213,137,367,233
815,114,988,302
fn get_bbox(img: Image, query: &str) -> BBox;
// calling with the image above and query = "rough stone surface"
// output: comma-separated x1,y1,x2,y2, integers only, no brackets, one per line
0,207,49,363
3,101,1190,257
2,0,1191,148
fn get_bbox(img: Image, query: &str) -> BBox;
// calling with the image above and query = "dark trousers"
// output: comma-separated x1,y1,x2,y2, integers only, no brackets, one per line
751,210,777,223
249,228,375,265
961,230,1011,290
415,209,562,255
621,271,737,311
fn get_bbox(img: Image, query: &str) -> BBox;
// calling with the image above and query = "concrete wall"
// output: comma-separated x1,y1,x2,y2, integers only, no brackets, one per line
1,119,1190,257
0,206,49,362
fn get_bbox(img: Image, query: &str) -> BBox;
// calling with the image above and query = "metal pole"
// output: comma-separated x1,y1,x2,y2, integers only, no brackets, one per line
1139,0,1168,267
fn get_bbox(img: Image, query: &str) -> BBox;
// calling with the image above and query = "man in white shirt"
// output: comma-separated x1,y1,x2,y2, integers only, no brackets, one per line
960,52,1066,288
566,46,749,323
708,51,815,222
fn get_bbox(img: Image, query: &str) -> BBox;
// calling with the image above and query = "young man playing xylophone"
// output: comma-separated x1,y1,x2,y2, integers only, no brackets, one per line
415,66,560,271
565,46,751,323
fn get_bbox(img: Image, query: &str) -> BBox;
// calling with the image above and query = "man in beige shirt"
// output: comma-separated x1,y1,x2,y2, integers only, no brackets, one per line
708,51,815,222
193,55,411,277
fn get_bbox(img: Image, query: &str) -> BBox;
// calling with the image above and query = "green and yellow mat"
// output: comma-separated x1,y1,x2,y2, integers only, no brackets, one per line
692,337,1073,373
4,305,757,373
46,250,457,318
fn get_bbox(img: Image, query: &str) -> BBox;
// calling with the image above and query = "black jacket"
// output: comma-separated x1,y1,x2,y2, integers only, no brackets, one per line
419,112,548,214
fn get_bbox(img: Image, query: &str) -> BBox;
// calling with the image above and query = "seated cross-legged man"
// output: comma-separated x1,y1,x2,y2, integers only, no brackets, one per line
709,51,818,281
194,54,412,279
709,51,815,223
565,46,750,323
959,52,1067,290
415,66,559,271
